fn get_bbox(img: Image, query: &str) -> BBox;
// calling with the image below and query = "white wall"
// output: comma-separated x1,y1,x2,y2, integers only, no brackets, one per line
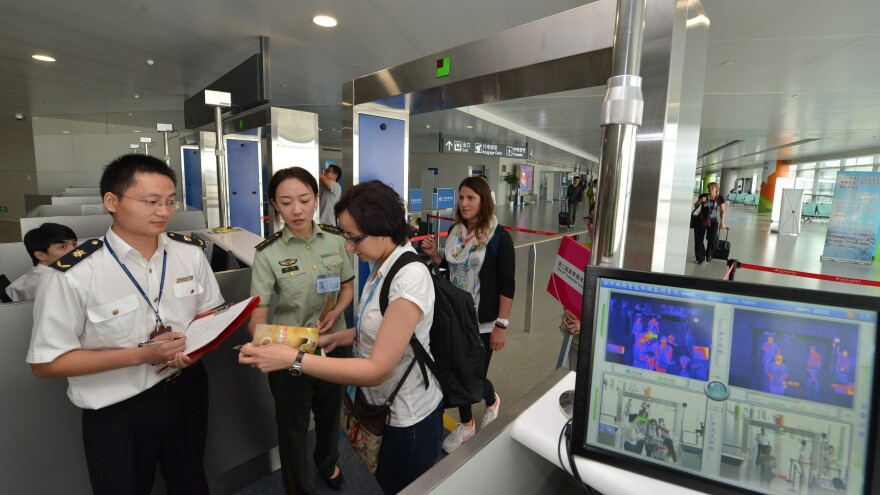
34,132,183,195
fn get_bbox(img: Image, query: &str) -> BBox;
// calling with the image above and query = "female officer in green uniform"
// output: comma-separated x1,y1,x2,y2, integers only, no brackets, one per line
248,166,354,494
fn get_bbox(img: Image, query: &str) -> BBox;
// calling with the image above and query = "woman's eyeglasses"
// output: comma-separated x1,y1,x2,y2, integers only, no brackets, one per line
342,232,369,246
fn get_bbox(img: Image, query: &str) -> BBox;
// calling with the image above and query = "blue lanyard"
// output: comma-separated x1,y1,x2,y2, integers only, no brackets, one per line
355,263,382,345
105,238,168,326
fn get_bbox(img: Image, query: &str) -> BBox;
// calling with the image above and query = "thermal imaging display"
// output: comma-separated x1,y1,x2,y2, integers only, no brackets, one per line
572,267,879,495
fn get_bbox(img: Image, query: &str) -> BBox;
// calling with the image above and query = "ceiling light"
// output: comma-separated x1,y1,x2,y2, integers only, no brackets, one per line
133,130,141,133
133,94,140,99
146,58,155,66
62,130,70,134
313,15,338,27
425,124,431,129
32,54,56,62
281,83,288,87
465,125,474,129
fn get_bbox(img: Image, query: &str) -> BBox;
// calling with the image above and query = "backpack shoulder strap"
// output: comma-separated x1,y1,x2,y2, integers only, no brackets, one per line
488,224,504,259
377,250,436,390
379,251,423,315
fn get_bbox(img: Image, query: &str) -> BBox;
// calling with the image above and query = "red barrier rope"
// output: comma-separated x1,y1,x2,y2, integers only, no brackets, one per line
425,214,558,237
737,262,880,288
409,232,449,242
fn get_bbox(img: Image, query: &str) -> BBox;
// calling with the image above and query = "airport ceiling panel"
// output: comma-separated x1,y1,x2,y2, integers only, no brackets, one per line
1,0,879,175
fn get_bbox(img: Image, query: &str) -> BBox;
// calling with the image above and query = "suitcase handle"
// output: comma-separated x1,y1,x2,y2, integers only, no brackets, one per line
719,227,729,242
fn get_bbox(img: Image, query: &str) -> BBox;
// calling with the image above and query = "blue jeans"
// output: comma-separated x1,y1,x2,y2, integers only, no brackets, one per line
375,402,443,494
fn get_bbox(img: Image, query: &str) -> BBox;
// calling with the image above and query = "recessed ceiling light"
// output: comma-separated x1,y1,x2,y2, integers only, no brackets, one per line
146,58,155,66
721,60,734,66
425,124,431,129
133,94,140,99
32,54,56,62
281,83,288,87
313,15,338,27
133,130,141,133
62,130,70,134
465,125,474,129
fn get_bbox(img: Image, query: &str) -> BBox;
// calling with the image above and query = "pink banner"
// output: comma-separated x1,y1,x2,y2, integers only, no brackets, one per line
546,236,592,319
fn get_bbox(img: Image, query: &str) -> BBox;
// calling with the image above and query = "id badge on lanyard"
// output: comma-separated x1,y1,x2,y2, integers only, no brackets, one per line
449,248,470,292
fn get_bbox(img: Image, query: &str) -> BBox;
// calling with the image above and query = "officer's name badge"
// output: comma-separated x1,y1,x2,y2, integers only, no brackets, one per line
278,259,297,267
320,251,339,258
282,266,299,274
176,275,194,283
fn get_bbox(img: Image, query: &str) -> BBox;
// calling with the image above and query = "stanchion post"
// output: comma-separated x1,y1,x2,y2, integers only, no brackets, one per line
726,259,740,281
524,243,537,333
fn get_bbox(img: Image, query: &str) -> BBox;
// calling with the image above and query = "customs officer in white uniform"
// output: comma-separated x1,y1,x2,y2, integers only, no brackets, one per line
26,154,223,495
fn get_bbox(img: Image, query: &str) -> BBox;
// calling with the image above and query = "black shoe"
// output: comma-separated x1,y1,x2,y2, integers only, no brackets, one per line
696,260,703,265
706,256,713,262
326,468,344,491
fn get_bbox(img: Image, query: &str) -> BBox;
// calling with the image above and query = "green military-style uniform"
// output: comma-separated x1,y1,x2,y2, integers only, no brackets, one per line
250,222,354,495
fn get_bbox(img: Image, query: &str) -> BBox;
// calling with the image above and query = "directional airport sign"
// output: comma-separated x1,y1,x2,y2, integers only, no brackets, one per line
440,135,527,159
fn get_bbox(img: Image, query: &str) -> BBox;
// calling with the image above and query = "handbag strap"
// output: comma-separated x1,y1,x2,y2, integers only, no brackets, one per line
383,357,418,407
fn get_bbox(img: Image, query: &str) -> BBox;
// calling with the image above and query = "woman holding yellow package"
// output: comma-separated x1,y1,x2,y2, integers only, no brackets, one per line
247,166,354,494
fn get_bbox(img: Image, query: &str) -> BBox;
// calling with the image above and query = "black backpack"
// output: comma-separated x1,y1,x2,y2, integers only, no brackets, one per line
379,251,484,408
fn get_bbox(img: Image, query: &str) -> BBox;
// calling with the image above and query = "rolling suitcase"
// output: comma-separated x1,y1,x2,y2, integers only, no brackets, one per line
715,227,731,260
558,201,570,227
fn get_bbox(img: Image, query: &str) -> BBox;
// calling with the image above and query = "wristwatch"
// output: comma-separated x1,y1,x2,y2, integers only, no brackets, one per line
495,318,509,329
289,350,305,376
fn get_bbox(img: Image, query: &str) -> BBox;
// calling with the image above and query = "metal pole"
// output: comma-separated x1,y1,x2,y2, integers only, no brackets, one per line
214,106,231,229
593,0,646,269
524,244,537,333
162,131,170,166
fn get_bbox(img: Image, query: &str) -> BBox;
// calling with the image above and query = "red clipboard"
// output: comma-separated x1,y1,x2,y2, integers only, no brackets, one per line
186,296,260,359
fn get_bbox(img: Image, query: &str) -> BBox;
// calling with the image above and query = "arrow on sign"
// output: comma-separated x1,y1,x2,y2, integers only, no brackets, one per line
445,141,453,151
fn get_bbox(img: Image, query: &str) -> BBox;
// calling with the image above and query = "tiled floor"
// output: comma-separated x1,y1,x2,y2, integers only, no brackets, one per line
237,199,879,494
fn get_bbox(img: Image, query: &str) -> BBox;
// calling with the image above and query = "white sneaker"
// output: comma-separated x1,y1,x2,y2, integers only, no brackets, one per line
481,393,501,428
442,421,476,453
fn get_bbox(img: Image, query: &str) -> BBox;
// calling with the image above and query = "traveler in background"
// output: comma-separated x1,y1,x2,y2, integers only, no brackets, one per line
586,178,598,212
421,176,515,453
566,176,584,230
6,222,77,302
240,181,443,495
693,181,727,264
248,167,353,493
27,154,223,494
319,164,343,225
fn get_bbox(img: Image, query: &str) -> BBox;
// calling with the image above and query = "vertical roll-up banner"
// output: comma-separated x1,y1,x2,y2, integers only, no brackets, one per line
821,171,880,263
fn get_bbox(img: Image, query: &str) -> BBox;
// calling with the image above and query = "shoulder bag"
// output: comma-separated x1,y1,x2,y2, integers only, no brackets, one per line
341,358,417,473
689,205,701,229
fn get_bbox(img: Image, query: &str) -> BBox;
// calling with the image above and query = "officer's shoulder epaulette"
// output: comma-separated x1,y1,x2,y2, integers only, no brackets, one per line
319,224,343,236
52,239,103,272
255,231,283,251
167,231,206,248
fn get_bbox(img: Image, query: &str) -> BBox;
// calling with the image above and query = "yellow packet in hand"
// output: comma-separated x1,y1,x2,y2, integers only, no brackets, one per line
253,324,319,354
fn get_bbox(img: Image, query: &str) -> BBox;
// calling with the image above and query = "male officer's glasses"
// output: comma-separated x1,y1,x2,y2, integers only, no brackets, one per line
120,195,181,210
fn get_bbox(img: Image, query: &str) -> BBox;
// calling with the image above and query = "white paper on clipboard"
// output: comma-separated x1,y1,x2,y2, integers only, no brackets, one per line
183,297,256,354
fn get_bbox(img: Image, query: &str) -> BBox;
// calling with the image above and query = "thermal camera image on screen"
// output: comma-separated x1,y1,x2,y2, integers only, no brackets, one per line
604,293,715,381
578,272,877,495
727,309,860,408
594,374,709,472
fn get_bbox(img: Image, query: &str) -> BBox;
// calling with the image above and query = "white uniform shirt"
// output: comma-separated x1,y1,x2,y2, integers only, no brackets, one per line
27,228,223,409
5,264,52,302
356,244,443,427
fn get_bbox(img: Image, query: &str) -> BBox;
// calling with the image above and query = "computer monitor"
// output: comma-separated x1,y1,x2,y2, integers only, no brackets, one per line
571,266,880,495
